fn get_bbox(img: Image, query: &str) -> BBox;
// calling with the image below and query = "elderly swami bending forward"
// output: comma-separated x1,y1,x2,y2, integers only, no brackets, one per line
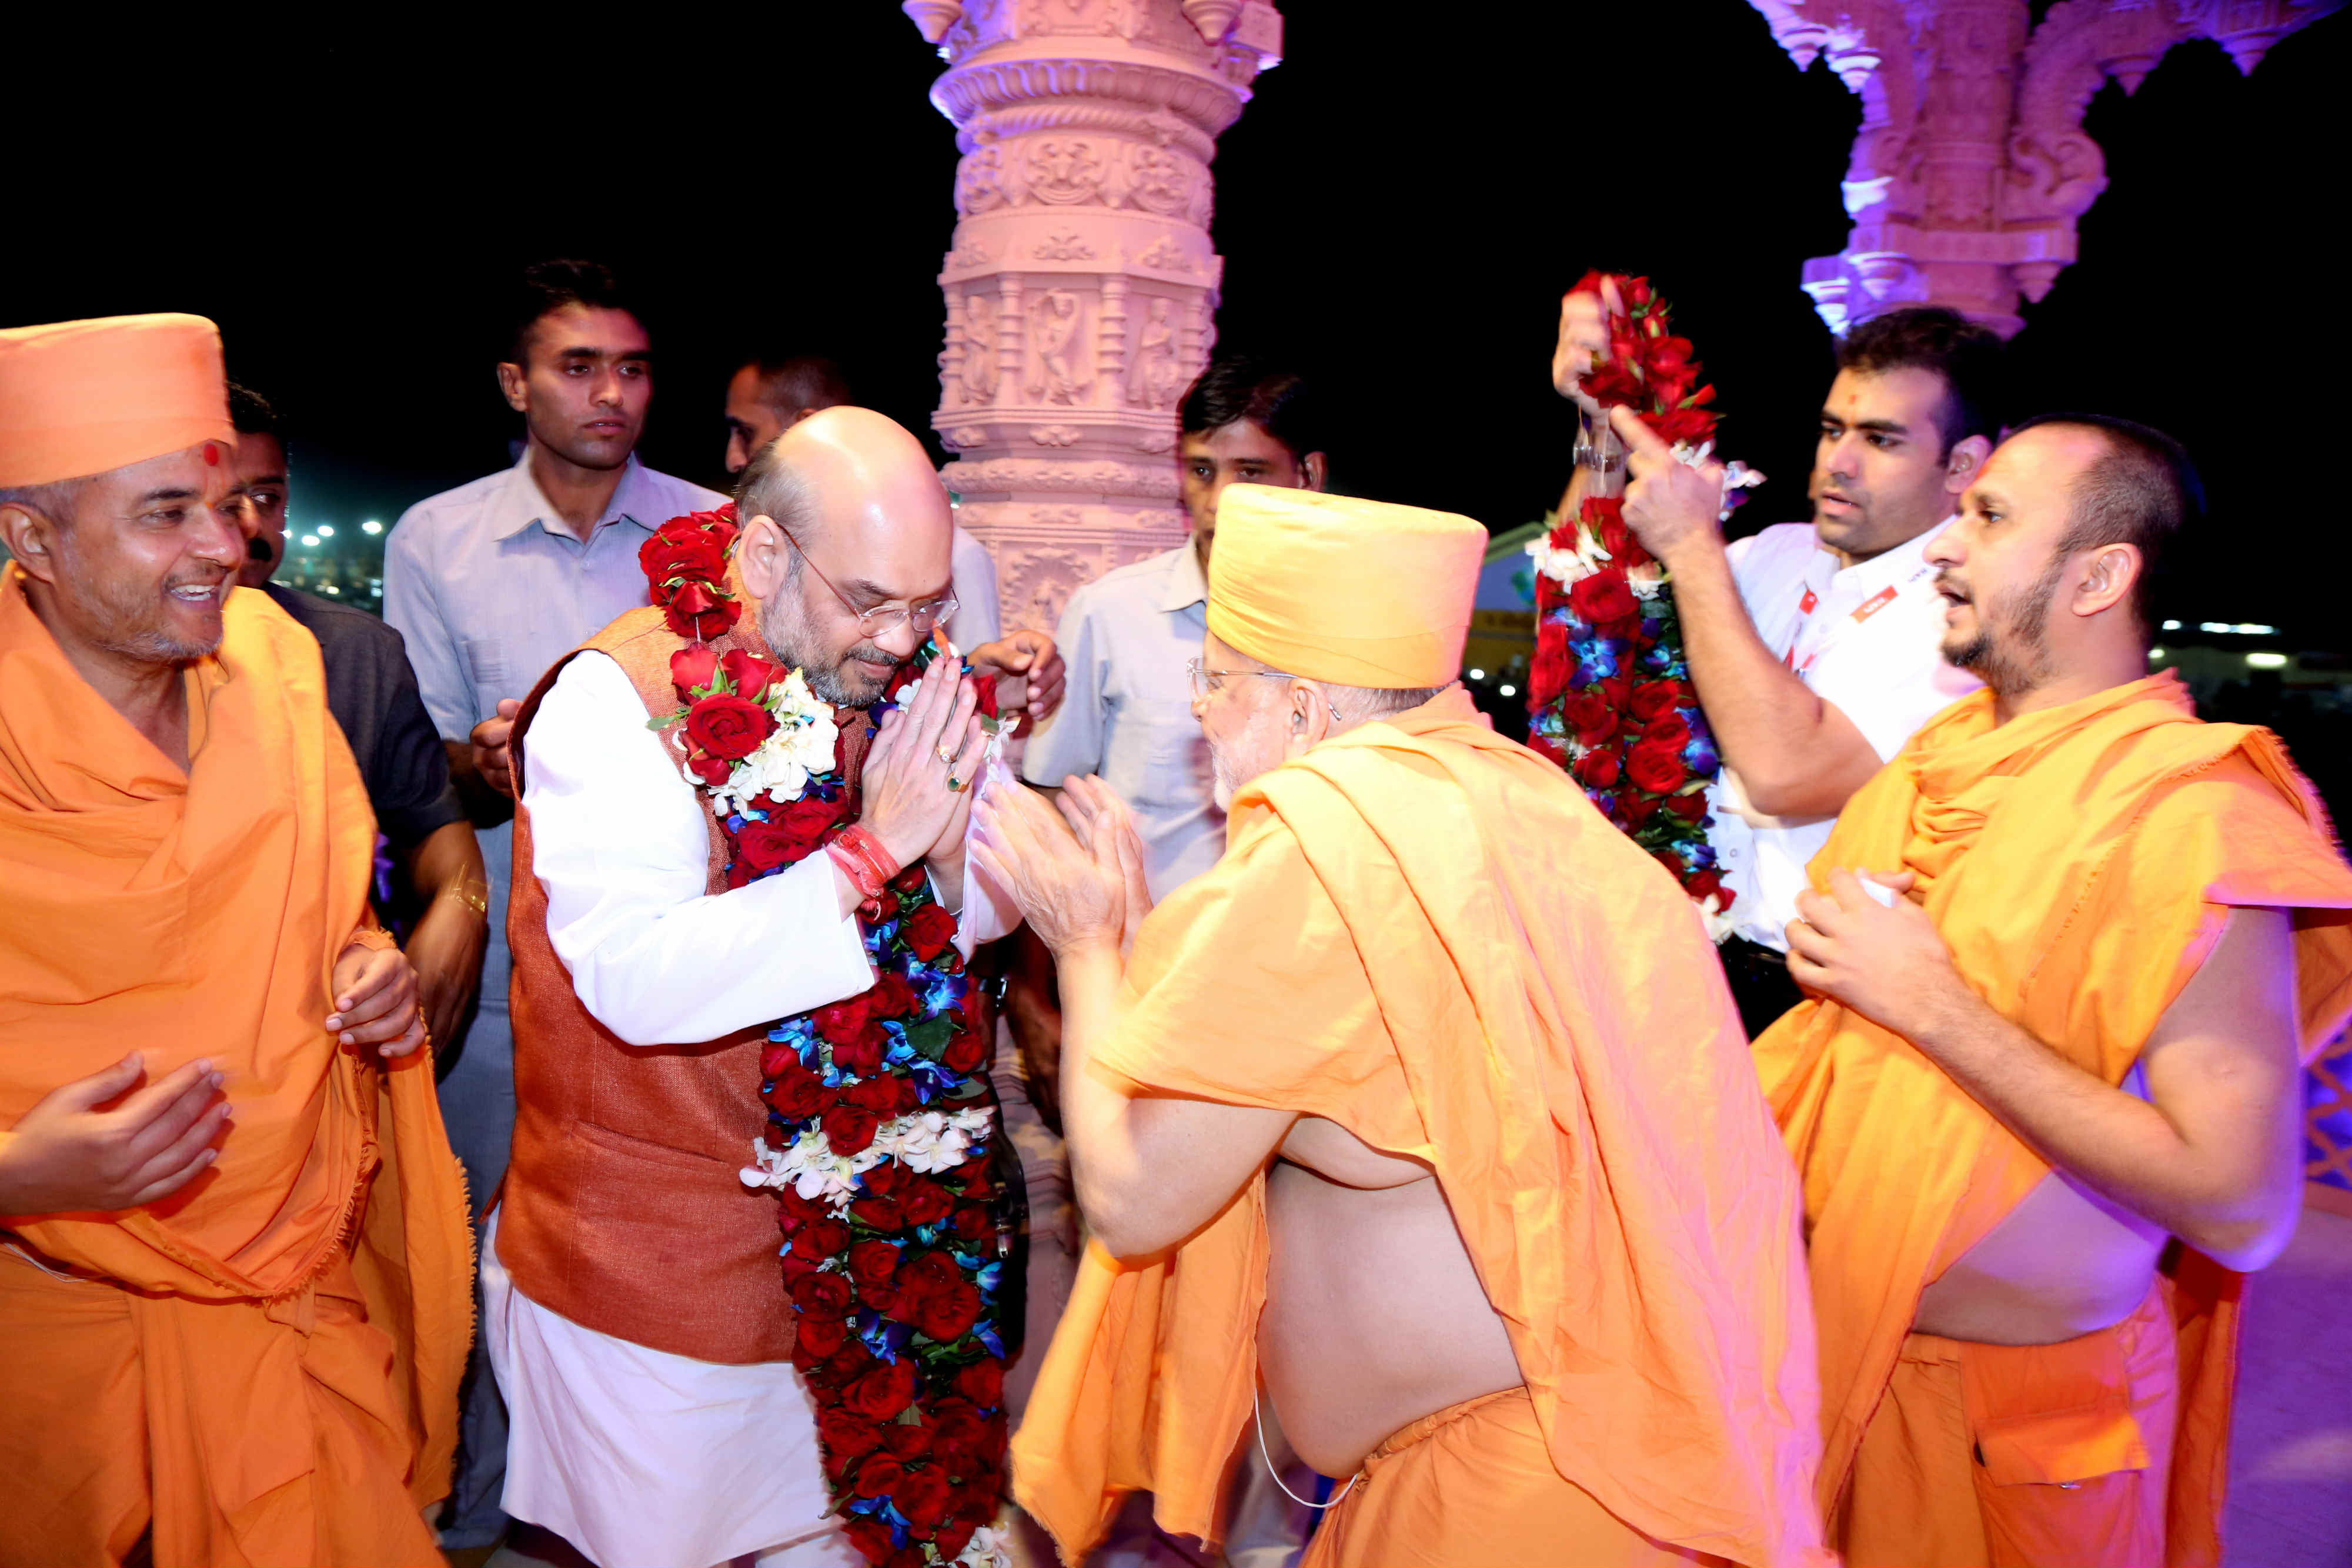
978,486,1830,1568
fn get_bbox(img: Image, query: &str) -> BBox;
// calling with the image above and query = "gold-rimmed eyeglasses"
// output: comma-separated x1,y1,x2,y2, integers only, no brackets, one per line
781,528,960,638
1186,657,1296,702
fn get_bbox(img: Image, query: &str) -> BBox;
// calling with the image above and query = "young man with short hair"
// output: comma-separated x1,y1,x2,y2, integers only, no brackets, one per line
381,258,729,1553
1561,299,2000,1036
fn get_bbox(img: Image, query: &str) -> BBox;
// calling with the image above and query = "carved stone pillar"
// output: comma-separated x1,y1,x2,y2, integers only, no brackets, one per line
901,0,1284,634
1747,0,2342,337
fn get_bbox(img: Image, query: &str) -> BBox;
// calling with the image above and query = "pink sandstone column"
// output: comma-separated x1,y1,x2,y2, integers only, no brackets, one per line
1747,0,2341,337
902,0,1285,633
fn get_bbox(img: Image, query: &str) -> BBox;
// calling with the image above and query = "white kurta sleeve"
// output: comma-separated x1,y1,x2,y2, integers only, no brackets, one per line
950,757,1023,957
522,651,875,1047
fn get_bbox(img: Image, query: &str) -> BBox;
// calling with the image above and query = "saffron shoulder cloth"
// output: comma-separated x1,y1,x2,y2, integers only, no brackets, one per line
1011,687,1829,1568
1755,671,2352,1568
0,567,472,1568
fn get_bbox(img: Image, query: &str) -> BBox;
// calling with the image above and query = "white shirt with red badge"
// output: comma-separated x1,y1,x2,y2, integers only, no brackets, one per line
1707,520,1982,952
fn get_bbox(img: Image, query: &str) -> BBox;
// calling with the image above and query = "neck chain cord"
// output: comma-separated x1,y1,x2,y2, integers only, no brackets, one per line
1254,1393,1362,1510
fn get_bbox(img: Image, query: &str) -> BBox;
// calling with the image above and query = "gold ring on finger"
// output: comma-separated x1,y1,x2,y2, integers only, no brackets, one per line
947,772,967,793
936,742,958,764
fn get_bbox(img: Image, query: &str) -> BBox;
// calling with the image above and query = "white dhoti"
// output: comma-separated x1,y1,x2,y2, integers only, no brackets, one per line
482,1209,860,1568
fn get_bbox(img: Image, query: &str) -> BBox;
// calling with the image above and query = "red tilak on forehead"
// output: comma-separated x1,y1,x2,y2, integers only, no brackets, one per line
203,442,221,466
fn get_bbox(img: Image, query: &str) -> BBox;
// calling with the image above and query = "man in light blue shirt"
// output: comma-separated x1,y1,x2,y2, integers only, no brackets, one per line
382,259,725,1553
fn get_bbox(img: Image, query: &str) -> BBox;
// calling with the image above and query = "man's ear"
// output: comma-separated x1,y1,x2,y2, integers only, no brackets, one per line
0,502,62,586
1301,452,1329,493
1943,434,1992,494
496,361,530,414
1285,677,1330,750
2073,542,2141,620
736,514,786,600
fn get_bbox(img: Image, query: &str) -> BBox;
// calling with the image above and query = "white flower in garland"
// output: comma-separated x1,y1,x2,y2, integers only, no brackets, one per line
1527,526,1614,589
741,1126,880,1203
954,1524,1014,1568
709,668,841,817
741,1103,998,1199
877,1106,997,1174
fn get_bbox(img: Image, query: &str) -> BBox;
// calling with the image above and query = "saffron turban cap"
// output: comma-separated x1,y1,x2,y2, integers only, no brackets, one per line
0,313,235,487
1206,484,1487,689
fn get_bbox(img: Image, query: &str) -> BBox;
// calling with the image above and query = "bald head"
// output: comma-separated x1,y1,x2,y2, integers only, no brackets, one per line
734,407,956,707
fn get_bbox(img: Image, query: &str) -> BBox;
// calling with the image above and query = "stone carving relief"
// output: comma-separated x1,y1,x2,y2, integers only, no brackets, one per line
1748,0,2341,335
1018,0,1143,39
1033,229,1097,260
945,457,1180,497
955,144,1010,213
1124,297,1182,409
943,232,994,270
1127,145,1192,213
1026,292,1093,403
960,293,1000,404
1132,233,1194,272
1028,139,1108,203
1005,544,1095,634
911,0,1278,631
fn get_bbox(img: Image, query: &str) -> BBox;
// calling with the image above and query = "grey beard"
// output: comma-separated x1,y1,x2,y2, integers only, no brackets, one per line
759,593,893,710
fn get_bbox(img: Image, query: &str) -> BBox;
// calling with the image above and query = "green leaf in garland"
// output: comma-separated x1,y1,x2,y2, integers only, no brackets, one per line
901,1016,956,1061
645,707,688,731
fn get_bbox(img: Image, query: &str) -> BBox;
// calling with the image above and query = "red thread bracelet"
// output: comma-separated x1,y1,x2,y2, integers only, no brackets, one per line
827,825,903,917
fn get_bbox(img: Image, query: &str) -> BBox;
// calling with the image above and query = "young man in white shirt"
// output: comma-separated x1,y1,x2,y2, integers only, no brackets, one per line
381,258,730,1554
1555,300,2003,1038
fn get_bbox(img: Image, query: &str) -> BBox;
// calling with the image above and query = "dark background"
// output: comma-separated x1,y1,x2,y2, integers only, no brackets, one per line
8,4,2341,660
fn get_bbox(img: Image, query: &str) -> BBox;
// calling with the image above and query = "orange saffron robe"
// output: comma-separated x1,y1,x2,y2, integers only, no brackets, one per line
1011,690,1829,1568
1753,673,2352,1567
0,569,474,1568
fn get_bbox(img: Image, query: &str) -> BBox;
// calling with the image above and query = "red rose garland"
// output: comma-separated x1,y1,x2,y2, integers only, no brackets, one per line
641,508,1013,1567
1526,273,1742,922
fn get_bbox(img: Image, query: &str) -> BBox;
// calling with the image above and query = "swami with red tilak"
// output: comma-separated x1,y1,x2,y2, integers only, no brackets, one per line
491,407,1031,1567
980,484,1830,1568
0,314,470,1566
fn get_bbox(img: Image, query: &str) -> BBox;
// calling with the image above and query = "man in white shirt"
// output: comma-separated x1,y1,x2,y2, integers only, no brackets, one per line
491,407,1018,1568
380,259,730,1553
1555,299,2003,1038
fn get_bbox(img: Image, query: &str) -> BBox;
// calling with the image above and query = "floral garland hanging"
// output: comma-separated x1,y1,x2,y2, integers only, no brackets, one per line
1524,273,1758,931
637,508,1014,1568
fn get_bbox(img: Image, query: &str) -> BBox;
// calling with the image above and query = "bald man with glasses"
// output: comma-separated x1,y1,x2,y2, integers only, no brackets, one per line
486,408,1029,1567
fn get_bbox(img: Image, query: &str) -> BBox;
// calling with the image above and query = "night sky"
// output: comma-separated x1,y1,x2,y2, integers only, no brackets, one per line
7,4,2341,645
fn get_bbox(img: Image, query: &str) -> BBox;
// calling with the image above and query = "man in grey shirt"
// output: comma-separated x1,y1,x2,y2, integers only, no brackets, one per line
382,259,726,1553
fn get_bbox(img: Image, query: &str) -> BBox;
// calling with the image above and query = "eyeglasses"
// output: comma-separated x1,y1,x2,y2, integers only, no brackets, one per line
781,528,959,637
1186,658,1297,702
